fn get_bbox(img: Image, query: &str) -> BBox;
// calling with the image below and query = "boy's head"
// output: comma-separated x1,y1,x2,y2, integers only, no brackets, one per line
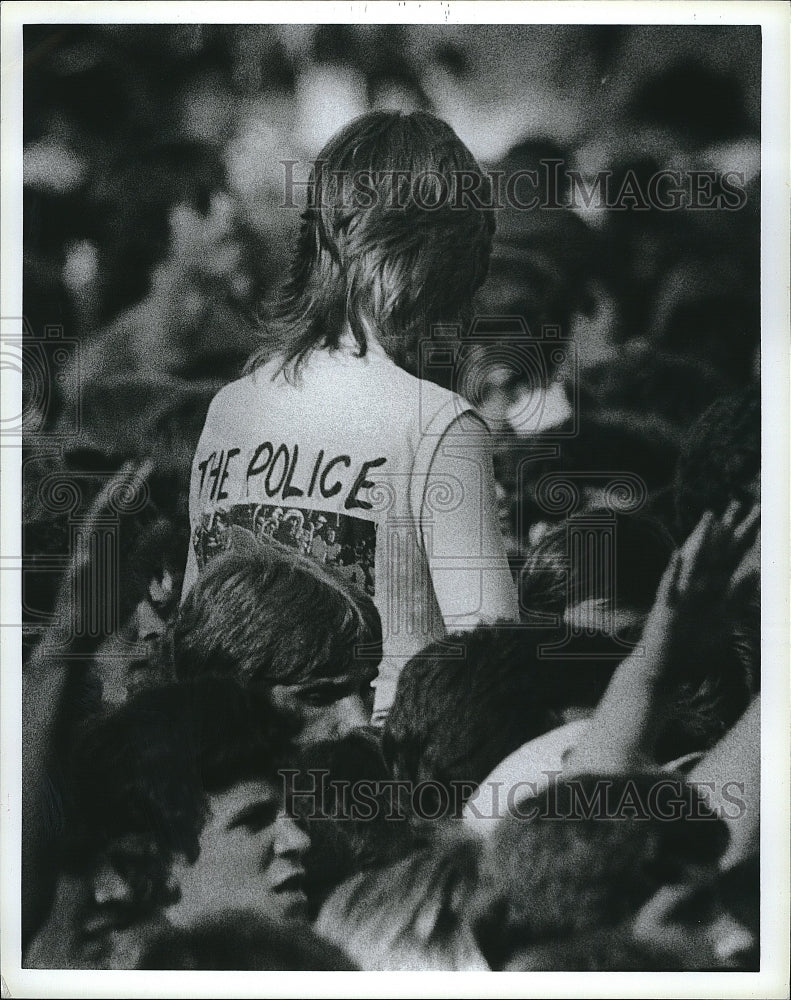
471,774,750,970
137,910,358,970
288,728,420,916
66,678,310,966
519,511,674,629
476,138,593,337
381,625,615,813
674,384,760,537
89,513,186,708
247,109,495,378
316,828,487,971
174,548,381,744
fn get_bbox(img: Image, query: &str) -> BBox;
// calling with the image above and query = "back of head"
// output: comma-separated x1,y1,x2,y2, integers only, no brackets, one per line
478,138,594,336
316,827,487,970
138,910,358,970
248,110,495,378
174,546,382,687
290,728,419,914
472,773,728,969
519,511,674,621
382,625,614,810
674,384,760,537
505,925,676,971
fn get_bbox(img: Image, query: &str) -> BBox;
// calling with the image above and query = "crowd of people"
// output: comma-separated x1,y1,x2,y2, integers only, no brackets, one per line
20,23,761,973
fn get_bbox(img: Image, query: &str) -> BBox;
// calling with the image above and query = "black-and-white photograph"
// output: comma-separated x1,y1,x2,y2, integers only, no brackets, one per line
1,3,789,996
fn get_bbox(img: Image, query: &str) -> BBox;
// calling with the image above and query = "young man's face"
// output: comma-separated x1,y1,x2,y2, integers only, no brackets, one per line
268,668,376,746
167,779,310,928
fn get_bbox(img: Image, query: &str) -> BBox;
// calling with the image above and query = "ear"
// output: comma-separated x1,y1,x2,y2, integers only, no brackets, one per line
95,836,182,914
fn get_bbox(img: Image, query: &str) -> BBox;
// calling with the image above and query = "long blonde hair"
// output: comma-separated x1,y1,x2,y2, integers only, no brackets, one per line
246,110,495,380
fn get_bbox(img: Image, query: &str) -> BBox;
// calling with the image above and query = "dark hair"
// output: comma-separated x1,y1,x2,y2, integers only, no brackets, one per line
471,774,728,969
476,138,594,336
381,625,615,811
245,110,494,379
519,512,675,620
289,728,421,916
655,643,753,762
174,547,382,687
674,385,760,537
316,827,486,970
68,678,297,865
138,910,358,970
505,925,677,971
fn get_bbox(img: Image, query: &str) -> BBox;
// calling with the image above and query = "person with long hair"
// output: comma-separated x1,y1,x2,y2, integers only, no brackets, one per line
183,110,519,721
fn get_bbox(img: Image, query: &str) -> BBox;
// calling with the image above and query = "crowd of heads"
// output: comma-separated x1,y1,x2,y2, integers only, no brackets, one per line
23,408,762,972
22,23,761,975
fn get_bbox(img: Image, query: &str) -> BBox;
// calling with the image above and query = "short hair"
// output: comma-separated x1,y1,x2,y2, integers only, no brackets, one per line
288,729,420,915
68,677,297,867
519,512,675,620
475,138,594,336
174,547,382,687
471,774,728,970
579,344,729,442
245,110,495,379
497,418,683,549
381,625,615,811
138,910,358,970
315,827,486,970
674,384,760,536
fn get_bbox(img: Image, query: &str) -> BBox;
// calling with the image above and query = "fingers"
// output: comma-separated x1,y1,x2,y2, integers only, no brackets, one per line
710,500,759,553
676,511,715,596
732,502,760,554
707,501,760,587
719,498,742,536
640,550,683,660
728,534,760,601
655,549,683,608
675,502,760,604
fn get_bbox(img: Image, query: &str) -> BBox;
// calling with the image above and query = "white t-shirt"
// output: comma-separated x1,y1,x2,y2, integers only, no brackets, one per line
183,338,510,717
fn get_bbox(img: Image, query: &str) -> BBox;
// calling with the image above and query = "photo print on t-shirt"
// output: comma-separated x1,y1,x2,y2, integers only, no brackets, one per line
192,502,377,596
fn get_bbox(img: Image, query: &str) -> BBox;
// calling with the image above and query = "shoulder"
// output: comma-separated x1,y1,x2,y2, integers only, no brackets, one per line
375,360,488,435
204,369,273,424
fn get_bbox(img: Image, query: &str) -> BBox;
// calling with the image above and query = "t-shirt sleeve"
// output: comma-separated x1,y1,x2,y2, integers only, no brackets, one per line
408,391,519,628
408,393,487,532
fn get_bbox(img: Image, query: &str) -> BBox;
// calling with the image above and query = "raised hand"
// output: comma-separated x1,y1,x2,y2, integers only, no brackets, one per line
564,502,760,777
640,502,760,682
